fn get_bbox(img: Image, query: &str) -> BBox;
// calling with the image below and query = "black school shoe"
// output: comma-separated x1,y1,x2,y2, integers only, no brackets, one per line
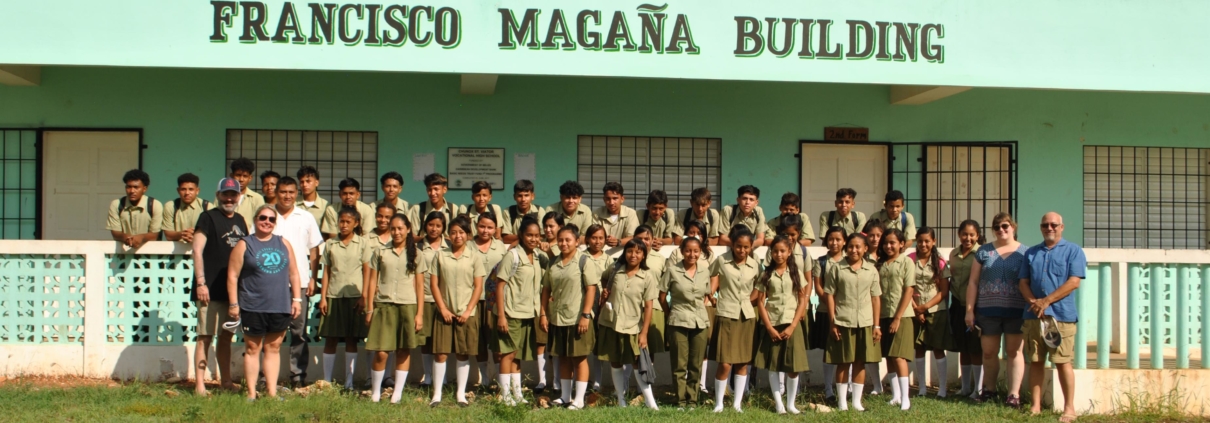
975,390,999,403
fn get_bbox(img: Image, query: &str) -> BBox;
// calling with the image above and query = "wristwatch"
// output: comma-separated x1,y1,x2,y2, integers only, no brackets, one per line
581,313,593,319
293,298,303,303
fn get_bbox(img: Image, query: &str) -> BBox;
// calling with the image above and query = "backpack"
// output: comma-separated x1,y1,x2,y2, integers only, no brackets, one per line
119,196,157,219
681,208,714,232
174,198,211,215
508,204,541,225
418,200,458,221
729,204,762,230
641,209,672,227
827,211,860,234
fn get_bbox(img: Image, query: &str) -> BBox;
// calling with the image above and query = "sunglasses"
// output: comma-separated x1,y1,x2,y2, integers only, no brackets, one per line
258,215,277,223
1041,223,1061,229
995,223,1012,231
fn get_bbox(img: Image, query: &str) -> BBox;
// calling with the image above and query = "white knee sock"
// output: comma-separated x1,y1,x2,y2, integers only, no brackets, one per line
971,365,984,398
430,361,447,403
700,360,710,389
636,374,659,410
552,357,561,390
823,364,836,396
936,357,948,397
370,370,385,402
511,373,526,402
889,369,901,405
559,379,572,403
455,360,470,403
769,372,785,414
477,361,489,386
959,364,972,395
622,364,633,394
573,380,588,408
322,353,336,382
866,363,881,394
851,383,865,411
712,378,727,412
610,367,627,407
391,370,407,403
786,375,800,414
916,358,928,396
498,373,512,404
536,354,548,386
422,354,433,384
732,374,747,412
899,376,912,410
344,353,357,388
837,383,849,411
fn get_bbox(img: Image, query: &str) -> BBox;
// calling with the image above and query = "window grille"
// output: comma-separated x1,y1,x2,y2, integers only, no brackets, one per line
226,130,379,203
891,142,1017,248
0,129,38,239
577,136,722,212
1083,146,1209,249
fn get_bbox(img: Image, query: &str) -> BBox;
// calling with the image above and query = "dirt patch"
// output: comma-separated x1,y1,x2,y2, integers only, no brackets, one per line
0,376,121,389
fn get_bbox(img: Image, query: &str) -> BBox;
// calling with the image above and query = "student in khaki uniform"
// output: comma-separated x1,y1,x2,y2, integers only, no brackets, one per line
824,232,882,412
675,188,723,246
633,226,667,359
863,220,886,263
370,172,410,217
494,217,546,406
949,220,985,398
540,224,598,409
875,228,917,410
260,171,280,206
461,181,505,238
764,192,816,246
428,216,487,407
416,211,450,388
593,182,640,248
871,190,917,248
366,202,395,249
660,236,711,409
321,178,376,239
163,173,210,243
548,181,593,240
318,208,372,389
708,226,760,413
501,180,545,244
581,224,614,391
814,226,848,401
537,212,564,259
910,227,951,398
640,190,677,249
819,188,868,239
107,169,163,248
764,214,816,279
665,220,715,395
410,173,460,237
597,239,660,410
754,236,810,415
295,166,328,227
471,212,508,387
720,185,768,246
219,158,265,229
364,214,426,403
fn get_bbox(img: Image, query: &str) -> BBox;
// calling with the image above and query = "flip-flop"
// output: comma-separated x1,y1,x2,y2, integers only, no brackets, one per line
1059,414,1078,423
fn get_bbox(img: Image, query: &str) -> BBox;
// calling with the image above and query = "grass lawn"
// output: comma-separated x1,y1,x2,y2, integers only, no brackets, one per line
0,378,1193,423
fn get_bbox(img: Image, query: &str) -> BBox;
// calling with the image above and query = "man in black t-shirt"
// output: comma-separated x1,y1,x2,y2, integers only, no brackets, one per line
190,177,248,396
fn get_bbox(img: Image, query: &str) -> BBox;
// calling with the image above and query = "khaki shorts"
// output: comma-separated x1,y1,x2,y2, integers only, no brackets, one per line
1023,319,1077,364
196,301,235,336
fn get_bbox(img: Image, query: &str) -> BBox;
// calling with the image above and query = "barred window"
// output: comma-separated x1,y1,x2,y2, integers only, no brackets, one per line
891,143,1017,248
0,129,37,239
1083,146,1209,249
226,130,379,203
577,136,722,211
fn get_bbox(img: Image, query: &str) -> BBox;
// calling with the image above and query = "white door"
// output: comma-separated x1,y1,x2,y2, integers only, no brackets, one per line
43,131,140,240
800,143,888,230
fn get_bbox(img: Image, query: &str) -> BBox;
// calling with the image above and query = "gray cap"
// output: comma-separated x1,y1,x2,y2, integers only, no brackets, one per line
217,177,241,194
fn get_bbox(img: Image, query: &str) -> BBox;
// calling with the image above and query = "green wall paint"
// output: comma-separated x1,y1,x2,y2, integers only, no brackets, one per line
2,67,1208,245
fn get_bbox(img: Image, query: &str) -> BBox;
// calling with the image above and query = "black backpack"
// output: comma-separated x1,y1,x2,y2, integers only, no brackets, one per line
681,208,714,232
509,204,541,224
119,196,157,218
419,200,458,219
174,198,211,213
641,209,672,226
828,211,860,234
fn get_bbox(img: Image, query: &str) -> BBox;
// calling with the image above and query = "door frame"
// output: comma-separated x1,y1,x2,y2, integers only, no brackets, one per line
34,127,145,239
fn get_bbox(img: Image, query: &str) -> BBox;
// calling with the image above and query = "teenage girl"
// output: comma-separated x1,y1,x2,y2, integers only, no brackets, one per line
582,224,613,391
876,228,916,410
368,202,394,248
824,232,882,412
754,235,810,415
541,224,598,409
318,207,371,389
596,239,660,410
949,220,986,398
364,214,425,403
428,216,486,407
813,226,847,401
859,219,885,393
669,220,715,395
910,227,951,397
494,218,545,406
708,226,759,413
533,211,563,391
417,211,449,389
634,225,667,359
473,213,508,389
660,235,711,409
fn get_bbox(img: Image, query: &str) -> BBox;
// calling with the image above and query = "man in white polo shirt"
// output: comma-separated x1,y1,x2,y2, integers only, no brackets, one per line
272,176,323,387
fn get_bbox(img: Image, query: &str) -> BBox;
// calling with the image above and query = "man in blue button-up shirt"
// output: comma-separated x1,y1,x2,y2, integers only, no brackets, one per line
1018,212,1085,422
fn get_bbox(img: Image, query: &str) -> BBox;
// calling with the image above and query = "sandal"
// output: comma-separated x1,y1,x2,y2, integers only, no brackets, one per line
1005,395,1021,409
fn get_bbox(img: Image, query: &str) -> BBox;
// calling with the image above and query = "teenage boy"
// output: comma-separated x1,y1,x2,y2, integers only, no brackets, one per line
190,177,248,396
674,187,722,245
370,171,409,216
296,166,329,228
408,173,459,236
461,181,504,238
640,190,677,249
593,182,639,247
321,178,376,239
501,179,545,244
818,188,867,238
870,190,917,247
163,173,212,243
548,180,593,239
719,185,767,246
107,169,163,248
261,171,280,206
215,158,264,228
764,192,816,246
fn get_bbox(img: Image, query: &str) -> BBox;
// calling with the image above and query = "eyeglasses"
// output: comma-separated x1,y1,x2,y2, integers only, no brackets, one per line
1041,223,1061,229
995,223,1012,231
258,215,277,223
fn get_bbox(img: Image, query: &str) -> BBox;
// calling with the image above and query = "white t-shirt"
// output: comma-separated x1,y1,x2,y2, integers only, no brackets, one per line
272,206,323,287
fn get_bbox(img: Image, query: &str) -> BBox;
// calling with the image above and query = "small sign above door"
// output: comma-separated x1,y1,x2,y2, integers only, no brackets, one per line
824,127,870,142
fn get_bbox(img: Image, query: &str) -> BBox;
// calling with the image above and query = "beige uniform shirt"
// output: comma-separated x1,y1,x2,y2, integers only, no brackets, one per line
812,255,843,281
720,205,767,237
364,231,392,249
640,209,678,239
321,201,376,235
948,245,979,304
548,202,594,237
910,253,951,312
544,251,599,327
472,238,508,300
599,267,658,334
432,247,487,315
418,239,450,302
710,252,759,320
673,208,723,238
371,245,428,304
757,266,805,326
495,246,546,319
667,249,716,269
460,203,504,237
817,210,868,238
500,204,546,236
645,251,666,280
824,259,882,328
162,198,209,234
106,196,163,235
296,196,329,228
765,212,817,243
763,243,815,280
220,190,265,229
323,236,372,298
370,197,410,217
582,251,614,287
593,205,640,240
661,260,711,329
408,199,459,236
878,254,917,319
871,210,917,241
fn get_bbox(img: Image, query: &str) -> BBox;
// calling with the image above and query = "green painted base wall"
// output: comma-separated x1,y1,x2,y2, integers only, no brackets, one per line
2,67,1209,245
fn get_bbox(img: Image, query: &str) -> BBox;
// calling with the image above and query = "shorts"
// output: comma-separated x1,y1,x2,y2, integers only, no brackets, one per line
241,310,292,337
976,315,1024,336
1023,319,1077,364
196,301,235,336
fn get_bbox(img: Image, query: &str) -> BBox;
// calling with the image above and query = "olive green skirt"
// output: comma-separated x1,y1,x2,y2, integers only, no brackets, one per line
880,317,916,360
915,310,953,351
648,308,667,354
478,301,494,355
707,315,756,364
825,326,881,364
318,297,368,339
595,325,640,364
947,301,983,355
421,301,436,338
754,323,810,373
550,323,596,358
497,318,538,360
704,305,717,344
366,303,422,351
431,310,480,355
535,316,549,344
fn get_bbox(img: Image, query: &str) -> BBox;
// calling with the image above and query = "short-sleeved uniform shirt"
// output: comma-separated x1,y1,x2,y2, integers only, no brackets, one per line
974,243,1030,317
661,259,712,329
757,266,805,326
219,190,265,229
720,205,767,237
582,251,614,287
408,199,459,236
192,209,248,302
908,252,950,312
418,239,451,302
878,254,917,318
812,255,843,281
500,204,546,236
321,201,376,235
495,246,546,319
544,251,600,327
765,212,817,243
1020,239,1087,322
817,210,868,238
163,198,210,235
871,210,917,241
371,245,428,304
432,247,487,315
673,208,723,239
948,244,980,304
667,249,716,269
640,209,678,239
296,196,329,228
764,243,815,281
364,231,392,249
599,267,658,334
824,259,882,328
548,203,594,238
594,205,640,241
644,250,667,281
710,252,760,320
473,238,508,301
461,204,505,237
369,197,410,218
107,196,163,235
272,206,324,288
323,235,372,298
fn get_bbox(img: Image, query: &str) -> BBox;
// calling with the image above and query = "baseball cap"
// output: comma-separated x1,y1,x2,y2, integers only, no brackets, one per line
1041,316,1062,349
218,177,241,193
